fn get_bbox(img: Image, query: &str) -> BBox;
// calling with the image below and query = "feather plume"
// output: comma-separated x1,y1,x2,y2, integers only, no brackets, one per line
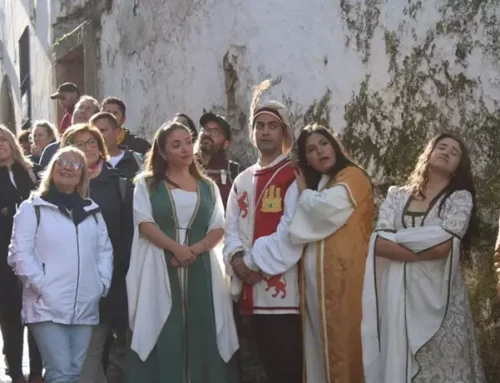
250,79,273,121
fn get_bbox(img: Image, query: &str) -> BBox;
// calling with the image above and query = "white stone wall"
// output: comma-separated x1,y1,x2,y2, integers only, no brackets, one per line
98,0,365,138
0,0,55,131
95,0,500,169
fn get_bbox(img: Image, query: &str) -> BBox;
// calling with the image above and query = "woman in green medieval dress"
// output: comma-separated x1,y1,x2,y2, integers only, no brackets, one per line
125,121,239,382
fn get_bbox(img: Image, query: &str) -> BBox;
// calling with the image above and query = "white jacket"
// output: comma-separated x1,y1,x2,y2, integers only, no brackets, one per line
8,196,113,325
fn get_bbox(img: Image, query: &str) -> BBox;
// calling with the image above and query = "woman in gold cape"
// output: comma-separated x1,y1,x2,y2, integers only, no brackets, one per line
289,123,374,383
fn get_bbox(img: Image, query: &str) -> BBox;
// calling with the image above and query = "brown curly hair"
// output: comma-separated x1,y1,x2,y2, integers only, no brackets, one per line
406,132,477,251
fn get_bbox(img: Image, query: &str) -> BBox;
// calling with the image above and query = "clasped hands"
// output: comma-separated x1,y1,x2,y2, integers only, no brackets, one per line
169,241,207,268
230,251,262,285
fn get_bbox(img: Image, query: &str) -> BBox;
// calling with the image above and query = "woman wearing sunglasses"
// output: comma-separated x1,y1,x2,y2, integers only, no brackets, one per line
8,146,113,383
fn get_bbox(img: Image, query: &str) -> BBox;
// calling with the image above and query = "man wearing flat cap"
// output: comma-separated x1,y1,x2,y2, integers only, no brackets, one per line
196,112,242,209
50,82,80,134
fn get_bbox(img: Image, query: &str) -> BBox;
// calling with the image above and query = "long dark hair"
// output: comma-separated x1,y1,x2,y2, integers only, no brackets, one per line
406,132,477,251
297,123,359,190
174,113,198,141
139,121,207,188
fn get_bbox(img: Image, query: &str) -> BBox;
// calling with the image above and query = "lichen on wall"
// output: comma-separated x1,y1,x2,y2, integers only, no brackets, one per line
340,0,500,379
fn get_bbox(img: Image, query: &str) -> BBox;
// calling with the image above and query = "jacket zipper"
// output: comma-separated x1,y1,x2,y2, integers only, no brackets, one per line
71,225,81,323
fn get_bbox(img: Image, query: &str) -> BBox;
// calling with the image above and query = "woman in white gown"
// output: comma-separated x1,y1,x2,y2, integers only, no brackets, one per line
362,133,485,383
289,123,374,382
125,121,239,383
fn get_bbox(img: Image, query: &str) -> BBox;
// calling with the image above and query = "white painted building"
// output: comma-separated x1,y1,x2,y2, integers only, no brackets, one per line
0,0,54,132
0,0,499,170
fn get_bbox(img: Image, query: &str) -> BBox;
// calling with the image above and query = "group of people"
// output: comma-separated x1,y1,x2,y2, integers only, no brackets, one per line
0,77,490,383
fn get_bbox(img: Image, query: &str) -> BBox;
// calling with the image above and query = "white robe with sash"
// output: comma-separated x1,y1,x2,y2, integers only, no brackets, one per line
362,187,485,383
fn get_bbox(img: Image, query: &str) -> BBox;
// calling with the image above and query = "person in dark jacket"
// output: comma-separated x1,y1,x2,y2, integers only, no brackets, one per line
196,113,242,209
90,112,143,182
0,125,43,383
61,123,133,383
101,97,151,155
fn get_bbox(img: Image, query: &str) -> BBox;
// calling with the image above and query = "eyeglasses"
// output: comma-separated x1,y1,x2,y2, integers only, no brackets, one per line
55,158,83,170
201,127,224,138
73,138,99,150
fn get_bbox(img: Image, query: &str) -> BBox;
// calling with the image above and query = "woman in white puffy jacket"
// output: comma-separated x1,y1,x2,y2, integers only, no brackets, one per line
8,146,113,383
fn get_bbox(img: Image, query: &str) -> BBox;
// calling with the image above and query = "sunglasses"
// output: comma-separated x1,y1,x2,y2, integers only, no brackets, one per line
55,158,83,170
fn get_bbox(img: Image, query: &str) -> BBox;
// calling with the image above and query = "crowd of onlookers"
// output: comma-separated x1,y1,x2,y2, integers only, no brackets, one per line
0,78,491,383
1,81,243,383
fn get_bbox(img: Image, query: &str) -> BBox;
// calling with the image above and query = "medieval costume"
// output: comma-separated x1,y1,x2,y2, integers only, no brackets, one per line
289,166,374,383
362,187,485,383
125,177,238,383
224,89,303,383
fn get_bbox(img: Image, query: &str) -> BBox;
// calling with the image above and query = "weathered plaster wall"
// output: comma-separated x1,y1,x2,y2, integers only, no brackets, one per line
0,0,55,131
98,0,368,164
95,0,500,379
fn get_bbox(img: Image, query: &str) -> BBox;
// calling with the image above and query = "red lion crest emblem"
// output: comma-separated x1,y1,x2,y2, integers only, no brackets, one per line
264,274,287,299
238,191,249,218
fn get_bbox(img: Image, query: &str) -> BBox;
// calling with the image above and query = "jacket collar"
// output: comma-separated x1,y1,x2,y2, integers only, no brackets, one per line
32,194,99,211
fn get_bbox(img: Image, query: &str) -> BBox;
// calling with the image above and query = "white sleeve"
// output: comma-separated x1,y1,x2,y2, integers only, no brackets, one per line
245,182,303,275
7,201,45,295
208,183,225,232
133,178,156,227
96,212,114,297
222,185,243,273
289,185,355,244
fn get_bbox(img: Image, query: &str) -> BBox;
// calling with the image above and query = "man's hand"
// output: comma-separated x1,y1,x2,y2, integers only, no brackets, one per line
231,253,262,285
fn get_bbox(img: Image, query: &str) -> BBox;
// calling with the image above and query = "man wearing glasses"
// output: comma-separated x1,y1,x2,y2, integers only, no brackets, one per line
38,96,100,171
196,113,242,209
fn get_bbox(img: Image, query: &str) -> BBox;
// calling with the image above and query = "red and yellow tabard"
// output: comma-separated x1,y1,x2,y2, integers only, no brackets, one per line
232,157,299,315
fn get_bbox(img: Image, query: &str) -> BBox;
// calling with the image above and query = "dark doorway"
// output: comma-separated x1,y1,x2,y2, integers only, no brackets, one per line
54,45,84,123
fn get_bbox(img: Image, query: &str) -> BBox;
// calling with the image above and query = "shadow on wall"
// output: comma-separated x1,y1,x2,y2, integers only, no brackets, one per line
0,75,16,132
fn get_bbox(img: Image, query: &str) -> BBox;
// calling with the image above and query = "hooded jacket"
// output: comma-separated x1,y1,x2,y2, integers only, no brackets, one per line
8,196,113,325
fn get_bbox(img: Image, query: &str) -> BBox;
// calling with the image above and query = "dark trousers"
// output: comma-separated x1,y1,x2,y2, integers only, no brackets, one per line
251,314,302,383
0,291,43,379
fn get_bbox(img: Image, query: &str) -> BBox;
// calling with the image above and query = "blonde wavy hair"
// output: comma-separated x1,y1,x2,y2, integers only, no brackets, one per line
37,146,89,199
0,124,33,170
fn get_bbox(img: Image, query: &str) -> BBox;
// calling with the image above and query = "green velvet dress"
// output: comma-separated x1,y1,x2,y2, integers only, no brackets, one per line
125,180,239,383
